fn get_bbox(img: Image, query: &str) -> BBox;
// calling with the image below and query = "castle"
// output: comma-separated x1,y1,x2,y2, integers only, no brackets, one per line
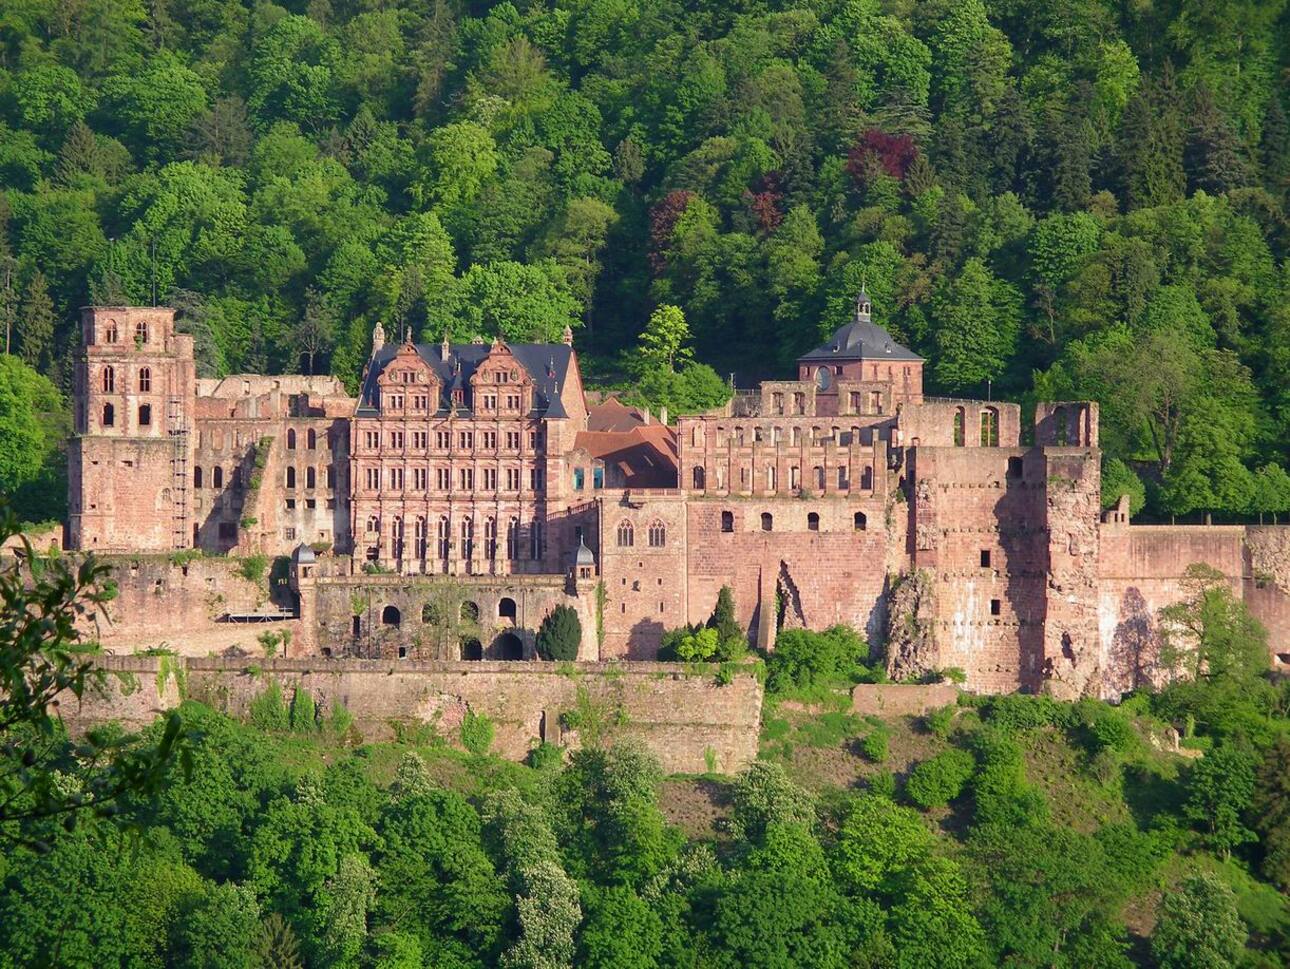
67,298,1290,699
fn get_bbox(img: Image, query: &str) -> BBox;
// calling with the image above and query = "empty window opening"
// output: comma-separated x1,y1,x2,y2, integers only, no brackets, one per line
980,549,992,568
807,512,820,531
102,403,115,427
854,511,867,531
498,597,517,620
761,512,773,531
721,511,734,533
1007,456,1023,478
381,605,401,627
990,599,1001,616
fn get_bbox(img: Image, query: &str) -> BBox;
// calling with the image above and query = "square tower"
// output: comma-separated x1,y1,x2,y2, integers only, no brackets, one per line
68,307,198,551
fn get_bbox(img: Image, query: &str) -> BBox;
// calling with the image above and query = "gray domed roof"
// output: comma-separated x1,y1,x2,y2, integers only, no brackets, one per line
798,290,921,364
574,540,595,567
292,542,316,564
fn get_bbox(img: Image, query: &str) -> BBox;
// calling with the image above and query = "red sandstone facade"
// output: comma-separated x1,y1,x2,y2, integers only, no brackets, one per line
69,300,1290,696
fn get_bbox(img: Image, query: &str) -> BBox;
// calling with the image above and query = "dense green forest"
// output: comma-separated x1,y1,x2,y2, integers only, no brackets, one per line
1,0,1290,521
2,552,1289,968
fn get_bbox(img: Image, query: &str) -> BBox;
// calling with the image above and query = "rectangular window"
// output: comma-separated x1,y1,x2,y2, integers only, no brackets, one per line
413,467,427,490
507,394,521,410
482,430,497,449
459,467,474,489
326,467,335,489
529,430,542,450
459,431,473,450
573,468,585,490
980,549,992,568
412,430,427,449
284,527,296,541
505,431,520,450
390,468,404,489
530,468,544,491
483,394,497,410
365,467,379,489
436,430,450,449
506,467,520,490
436,467,451,490
593,467,604,488
364,430,379,449
389,430,404,449
483,468,497,490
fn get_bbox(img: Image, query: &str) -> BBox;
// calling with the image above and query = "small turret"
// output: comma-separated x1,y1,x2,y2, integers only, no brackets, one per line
562,324,574,346
855,285,872,323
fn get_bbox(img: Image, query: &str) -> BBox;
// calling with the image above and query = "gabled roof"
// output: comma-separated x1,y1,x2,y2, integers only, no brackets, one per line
587,395,650,432
357,341,575,418
574,424,678,489
799,318,922,364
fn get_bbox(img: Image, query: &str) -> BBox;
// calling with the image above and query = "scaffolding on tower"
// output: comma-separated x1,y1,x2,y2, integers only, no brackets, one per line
168,397,189,549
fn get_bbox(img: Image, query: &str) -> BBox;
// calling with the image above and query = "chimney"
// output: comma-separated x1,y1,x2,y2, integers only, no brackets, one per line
642,407,650,425
659,406,668,425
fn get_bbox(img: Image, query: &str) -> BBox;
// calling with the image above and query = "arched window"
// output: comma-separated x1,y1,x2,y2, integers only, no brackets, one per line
138,367,151,392
761,512,773,531
286,466,296,488
461,639,483,660
194,466,203,488
138,404,151,426
506,517,520,560
460,516,474,559
287,428,296,450
306,466,316,489
461,601,479,622
437,516,450,559
391,517,404,558
953,407,965,447
213,466,223,488
980,408,999,447
414,517,427,559
307,428,317,449
484,517,497,559
854,511,867,531
135,321,148,344
721,511,734,533
365,515,379,534
498,597,517,620
102,403,115,426
102,366,115,393
648,520,666,547
807,512,820,531
765,464,776,491
105,320,118,343
692,466,705,489
617,520,634,547
381,605,400,627
421,602,440,624
1054,406,1070,445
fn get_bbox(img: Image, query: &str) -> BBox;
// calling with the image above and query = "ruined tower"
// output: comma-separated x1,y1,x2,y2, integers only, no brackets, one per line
68,307,197,551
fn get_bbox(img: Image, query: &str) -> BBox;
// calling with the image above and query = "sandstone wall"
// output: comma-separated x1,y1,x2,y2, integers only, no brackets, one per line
87,555,301,656
67,656,764,775
851,683,959,717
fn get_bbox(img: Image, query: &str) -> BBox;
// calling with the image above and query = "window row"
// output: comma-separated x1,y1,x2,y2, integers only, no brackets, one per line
282,466,336,490
358,466,540,492
952,407,1001,447
98,366,152,393
615,520,667,548
718,510,867,533
99,403,151,427
701,424,880,449
376,392,526,413
690,463,874,492
100,321,151,344
357,428,541,452
285,428,331,451
363,515,545,561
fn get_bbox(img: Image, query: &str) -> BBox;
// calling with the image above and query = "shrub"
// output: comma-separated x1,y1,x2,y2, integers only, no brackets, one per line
727,761,816,842
986,694,1072,731
237,553,269,584
528,741,564,770
867,770,897,799
766,625,874,695
288,687,316,731
460,709,495,756
537,605,582,661
924,704,956,738
1075,700,1136,754
249,680,289,730
905,748,976,809
859,728,889,763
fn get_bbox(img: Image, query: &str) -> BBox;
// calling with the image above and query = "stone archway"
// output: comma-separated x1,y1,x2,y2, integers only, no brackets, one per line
494,632,523,661
461,638,483,661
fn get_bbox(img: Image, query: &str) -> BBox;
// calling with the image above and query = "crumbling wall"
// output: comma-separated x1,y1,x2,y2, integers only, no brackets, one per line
884,569,938,681
66,656,764,775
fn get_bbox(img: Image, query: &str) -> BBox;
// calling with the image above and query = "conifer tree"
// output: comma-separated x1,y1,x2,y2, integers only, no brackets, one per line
16,271,55,375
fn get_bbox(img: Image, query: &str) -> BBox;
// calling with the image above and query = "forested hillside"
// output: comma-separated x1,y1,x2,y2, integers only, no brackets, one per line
1,0,1289,522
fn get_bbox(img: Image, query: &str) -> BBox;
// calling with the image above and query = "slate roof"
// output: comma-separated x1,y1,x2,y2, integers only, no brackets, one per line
357,341,575,418
799,317,922,364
